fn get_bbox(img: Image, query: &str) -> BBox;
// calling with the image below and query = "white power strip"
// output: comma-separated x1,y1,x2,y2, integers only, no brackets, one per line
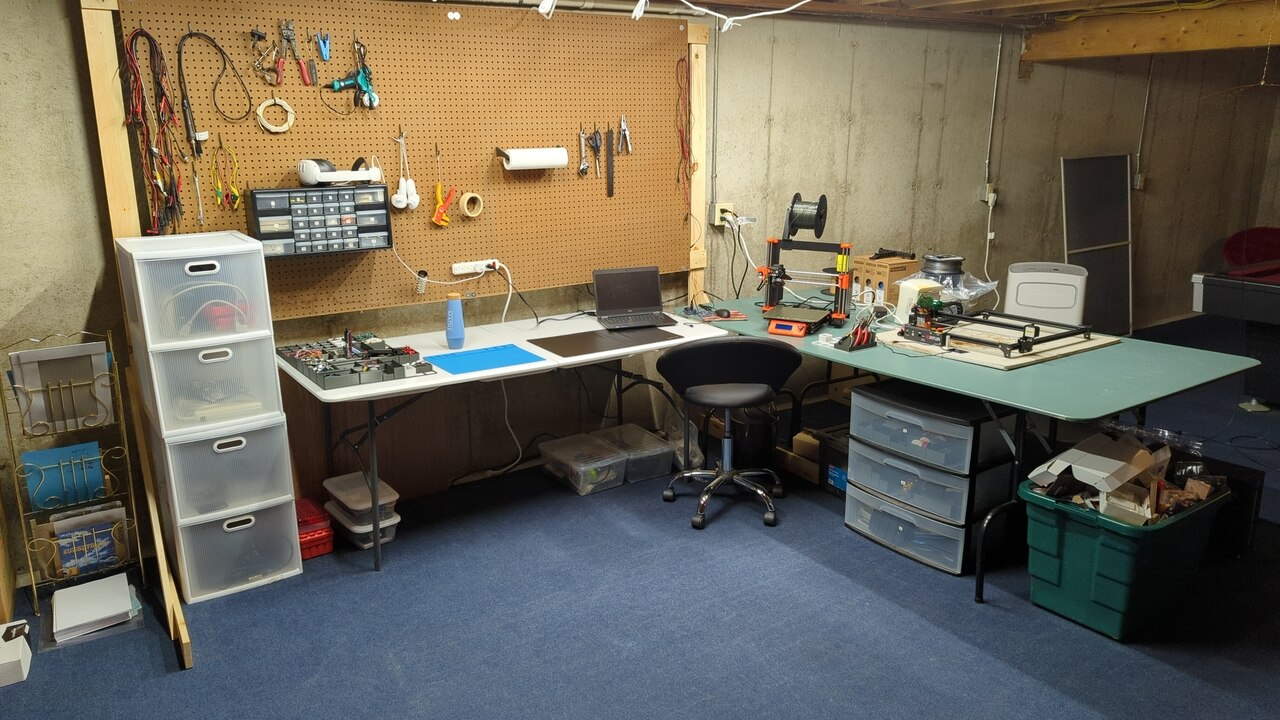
452,259,498,275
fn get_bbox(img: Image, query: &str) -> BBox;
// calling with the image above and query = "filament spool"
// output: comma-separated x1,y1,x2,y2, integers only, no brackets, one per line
785,193,827,238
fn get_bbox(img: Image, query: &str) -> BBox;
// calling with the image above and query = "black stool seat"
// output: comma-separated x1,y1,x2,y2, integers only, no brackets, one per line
656,336,802,529
684,383,774,409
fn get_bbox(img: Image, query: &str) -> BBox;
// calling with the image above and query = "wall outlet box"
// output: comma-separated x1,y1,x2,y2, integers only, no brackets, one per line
709,202,734,226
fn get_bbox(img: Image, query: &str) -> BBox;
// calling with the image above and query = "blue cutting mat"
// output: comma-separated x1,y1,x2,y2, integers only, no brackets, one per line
425,343,545,375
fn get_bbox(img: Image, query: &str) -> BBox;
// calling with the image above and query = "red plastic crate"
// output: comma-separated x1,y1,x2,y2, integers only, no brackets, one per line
296,497,331,535
300,526,334,560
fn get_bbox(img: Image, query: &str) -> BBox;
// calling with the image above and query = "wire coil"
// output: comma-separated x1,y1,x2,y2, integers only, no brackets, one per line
785,193,827,238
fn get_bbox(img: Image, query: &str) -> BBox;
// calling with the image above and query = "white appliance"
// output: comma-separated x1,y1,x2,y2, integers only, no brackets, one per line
1003,262,1088,325
894,278,944,324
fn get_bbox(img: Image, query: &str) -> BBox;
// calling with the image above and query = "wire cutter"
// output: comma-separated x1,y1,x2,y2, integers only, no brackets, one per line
617,115,632,154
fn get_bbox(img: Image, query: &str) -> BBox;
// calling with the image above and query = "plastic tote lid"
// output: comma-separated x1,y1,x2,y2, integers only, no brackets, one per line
323,471,400,512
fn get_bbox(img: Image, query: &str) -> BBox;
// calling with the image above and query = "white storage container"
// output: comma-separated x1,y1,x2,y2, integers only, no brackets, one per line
158,415,295,521
323,471,399,525
847,438,1011,525
326,501,401,550
115,231,271,347
590,424,674,483
138,334,282,435
540,434,627,495
174,498,302,603
844,484,969,575
850,382,1013,475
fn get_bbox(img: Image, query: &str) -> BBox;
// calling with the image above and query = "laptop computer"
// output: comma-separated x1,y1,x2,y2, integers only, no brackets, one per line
592,266,677,330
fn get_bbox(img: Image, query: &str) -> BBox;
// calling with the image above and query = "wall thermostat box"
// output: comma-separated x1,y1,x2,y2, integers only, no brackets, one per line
247,185,392,257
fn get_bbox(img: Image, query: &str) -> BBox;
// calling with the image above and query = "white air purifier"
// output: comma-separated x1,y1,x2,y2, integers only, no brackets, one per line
1004,262,1087,325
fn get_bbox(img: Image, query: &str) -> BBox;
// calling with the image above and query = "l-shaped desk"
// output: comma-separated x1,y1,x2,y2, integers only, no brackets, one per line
279,301,1257,598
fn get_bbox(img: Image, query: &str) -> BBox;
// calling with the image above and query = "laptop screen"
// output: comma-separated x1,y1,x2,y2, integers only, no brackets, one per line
593,267,663,315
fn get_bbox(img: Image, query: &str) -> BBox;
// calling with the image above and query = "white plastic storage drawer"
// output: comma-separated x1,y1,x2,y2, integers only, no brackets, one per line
140,334,281,435
160,416,294,521
175,499,302,603
844,484,968,575
115,232,271,347
850,382,1013,475
847,439,1011,525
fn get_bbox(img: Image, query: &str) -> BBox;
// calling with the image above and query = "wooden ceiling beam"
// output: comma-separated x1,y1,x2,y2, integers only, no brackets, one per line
907,0,1153,11
1023,0,1280,61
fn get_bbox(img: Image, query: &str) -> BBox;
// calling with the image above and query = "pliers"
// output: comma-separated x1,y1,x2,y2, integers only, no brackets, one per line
617,115,632,154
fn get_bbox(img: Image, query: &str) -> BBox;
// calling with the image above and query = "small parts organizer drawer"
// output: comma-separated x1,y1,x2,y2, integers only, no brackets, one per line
848,439,1010,525
140,335,281,435
844,484,970,575
248,185,392,256
176,499,302,603
160,417,294,521
850,380,1014,476
116,232,271,346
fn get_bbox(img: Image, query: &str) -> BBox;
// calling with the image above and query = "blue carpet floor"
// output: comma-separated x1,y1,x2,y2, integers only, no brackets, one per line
3,316,1277,719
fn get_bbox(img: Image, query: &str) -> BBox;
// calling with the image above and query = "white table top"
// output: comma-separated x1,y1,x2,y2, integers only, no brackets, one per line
276,312,726,404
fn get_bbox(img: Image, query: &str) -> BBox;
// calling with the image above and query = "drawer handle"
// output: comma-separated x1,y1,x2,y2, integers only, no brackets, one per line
882,456,922,477
212,436,247,453
883,410,920,426
184,260,221,276
223,515,256,532
197,348,233,363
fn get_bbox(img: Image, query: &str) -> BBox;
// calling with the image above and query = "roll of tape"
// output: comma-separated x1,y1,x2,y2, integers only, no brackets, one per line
460,192,484,218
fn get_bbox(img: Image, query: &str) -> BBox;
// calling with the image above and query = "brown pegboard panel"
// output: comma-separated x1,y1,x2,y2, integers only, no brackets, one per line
117,0,692,320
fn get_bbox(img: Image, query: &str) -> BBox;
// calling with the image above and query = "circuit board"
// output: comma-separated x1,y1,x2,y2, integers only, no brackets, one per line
277,332,434,390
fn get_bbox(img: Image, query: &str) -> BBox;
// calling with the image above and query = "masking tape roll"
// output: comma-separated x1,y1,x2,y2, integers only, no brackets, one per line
460,192,484,218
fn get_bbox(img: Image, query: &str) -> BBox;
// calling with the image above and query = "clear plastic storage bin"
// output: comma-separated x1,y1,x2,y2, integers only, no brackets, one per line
323,471,399,525
847,438,1010,525
590,424,674,483
844,484,969,575
175,498,302,603
540,434,627,495
326,500,401,550
159,415,294,521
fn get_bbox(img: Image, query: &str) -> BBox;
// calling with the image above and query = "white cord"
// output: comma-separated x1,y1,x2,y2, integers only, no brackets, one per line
495,262,515,323
389,245,488,288
494,380,523,474
255,97,295,133
982,195,1001,309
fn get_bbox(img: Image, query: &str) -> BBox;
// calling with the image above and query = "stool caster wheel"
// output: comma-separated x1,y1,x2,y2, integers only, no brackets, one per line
691,514,706,530
662,488,676,502
763,511,778,527
770,484,785,498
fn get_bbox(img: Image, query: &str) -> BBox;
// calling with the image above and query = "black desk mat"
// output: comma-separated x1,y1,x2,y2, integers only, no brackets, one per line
528,327,680,358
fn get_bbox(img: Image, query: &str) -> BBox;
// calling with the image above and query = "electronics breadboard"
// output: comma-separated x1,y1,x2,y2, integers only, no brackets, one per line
277,332,434,390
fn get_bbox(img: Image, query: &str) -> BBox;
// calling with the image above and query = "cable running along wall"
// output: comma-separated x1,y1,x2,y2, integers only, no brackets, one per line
118,0,692,320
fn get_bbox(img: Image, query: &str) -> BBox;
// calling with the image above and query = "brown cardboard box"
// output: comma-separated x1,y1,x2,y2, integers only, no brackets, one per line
851,255,921,306
773,447,819,485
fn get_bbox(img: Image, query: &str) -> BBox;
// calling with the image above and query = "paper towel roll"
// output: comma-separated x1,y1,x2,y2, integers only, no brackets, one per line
496,147,569,171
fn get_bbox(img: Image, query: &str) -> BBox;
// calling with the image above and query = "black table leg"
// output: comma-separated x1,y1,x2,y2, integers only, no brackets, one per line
368,400,381,572
974,411,1026,603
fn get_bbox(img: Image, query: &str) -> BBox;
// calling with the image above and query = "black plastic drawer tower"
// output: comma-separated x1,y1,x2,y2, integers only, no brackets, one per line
845,380,1015,574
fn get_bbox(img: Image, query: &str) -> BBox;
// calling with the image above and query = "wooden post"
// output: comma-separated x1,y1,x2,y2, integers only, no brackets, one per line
80,0,192,670
687,23,709,305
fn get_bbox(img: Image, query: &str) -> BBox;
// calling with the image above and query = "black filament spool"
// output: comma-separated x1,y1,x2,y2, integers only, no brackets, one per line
786,193,827,238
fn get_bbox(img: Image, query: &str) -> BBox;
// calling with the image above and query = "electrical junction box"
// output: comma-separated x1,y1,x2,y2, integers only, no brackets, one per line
247,185,392,257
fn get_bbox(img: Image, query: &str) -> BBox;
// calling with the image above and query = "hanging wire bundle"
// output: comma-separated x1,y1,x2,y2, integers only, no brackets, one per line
123,27,185,234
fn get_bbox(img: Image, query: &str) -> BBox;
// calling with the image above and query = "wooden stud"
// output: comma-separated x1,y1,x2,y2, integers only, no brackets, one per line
1023,0,1280,62
687,27,708,306
0,504,13,623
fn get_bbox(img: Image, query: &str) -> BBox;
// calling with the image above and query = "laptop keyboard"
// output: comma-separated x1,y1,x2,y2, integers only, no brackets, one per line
600,312,665,328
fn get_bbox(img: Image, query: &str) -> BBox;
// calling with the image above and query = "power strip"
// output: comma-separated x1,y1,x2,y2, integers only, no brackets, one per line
452,259,498,275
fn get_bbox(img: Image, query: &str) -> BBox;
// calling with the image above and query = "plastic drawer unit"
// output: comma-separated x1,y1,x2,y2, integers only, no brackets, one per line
590,424,675,483
849,380,1014,476
1019,481,1230,640
136,334,282,435
540,434,627,495
115,234,271,347
156,417,295,521
844,484,971,574
174,498,302,603
848,438,1011,525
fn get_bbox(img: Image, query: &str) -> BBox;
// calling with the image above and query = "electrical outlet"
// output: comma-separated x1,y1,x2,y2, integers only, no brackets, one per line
452,259,498,275
709,202,734,226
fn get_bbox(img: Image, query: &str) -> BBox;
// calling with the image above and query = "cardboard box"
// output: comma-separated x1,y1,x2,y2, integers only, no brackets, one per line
851,255,922,306
0,620,31,688
773,447,819,485
1028,433,1154,493
791,430,820,462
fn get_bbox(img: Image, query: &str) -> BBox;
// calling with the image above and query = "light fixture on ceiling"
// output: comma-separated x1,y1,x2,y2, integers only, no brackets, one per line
631,0,648,20
537,0,556,19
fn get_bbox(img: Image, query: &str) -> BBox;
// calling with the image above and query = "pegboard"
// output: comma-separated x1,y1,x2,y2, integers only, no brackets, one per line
116,0,693,320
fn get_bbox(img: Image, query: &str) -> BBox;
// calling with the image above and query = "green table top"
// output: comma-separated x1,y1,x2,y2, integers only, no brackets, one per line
717,298,1258,422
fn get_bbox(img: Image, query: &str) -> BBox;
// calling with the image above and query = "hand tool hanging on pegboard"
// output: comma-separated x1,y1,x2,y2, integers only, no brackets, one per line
250,27,280,86
329,33,378,109
281,20,311,85
177,28,252,159
606,125,615,197
123,27,184,233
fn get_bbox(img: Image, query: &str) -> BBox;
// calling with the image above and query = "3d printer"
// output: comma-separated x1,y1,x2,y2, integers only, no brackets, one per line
755,194,853,336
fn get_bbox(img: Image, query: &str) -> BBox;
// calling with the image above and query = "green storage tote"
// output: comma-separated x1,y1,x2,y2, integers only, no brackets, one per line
1018,480,1229,641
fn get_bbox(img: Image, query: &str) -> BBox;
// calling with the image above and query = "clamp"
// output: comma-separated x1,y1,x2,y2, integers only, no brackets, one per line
315,30,331,61
617,115,633,154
